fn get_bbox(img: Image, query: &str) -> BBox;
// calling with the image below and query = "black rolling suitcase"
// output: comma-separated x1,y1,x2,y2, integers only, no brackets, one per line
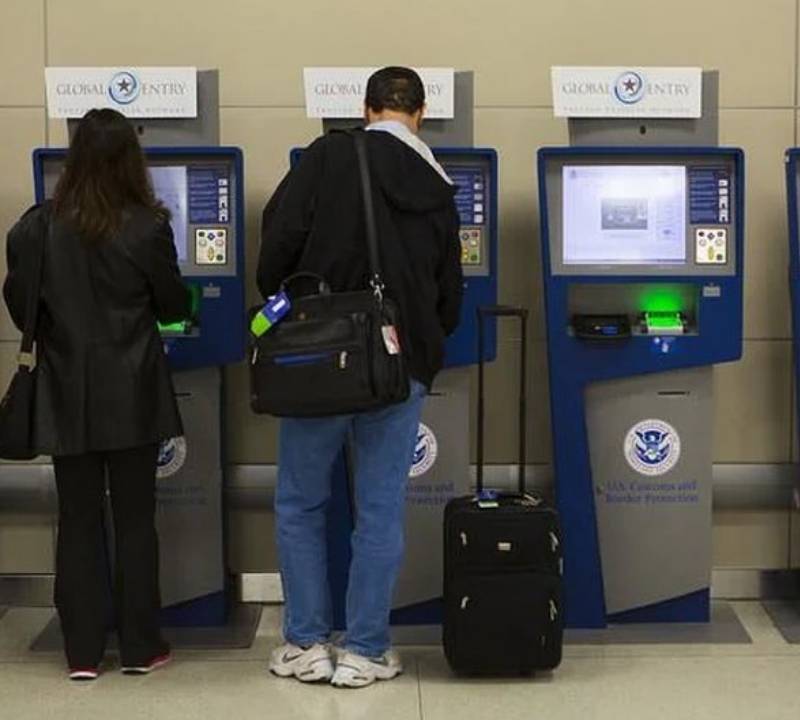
443,306,563,676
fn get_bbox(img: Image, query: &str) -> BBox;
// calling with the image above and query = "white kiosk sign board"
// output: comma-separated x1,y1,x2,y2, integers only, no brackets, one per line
552,66,702,118
45,67,198,119
303,67,455,119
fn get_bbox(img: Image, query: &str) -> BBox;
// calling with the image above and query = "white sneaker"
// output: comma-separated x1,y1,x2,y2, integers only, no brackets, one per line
331,650,403,688
68,667,99,681
269,642,334,682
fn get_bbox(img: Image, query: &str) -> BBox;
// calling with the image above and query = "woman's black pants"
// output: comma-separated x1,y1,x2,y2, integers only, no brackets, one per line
53,444,169,668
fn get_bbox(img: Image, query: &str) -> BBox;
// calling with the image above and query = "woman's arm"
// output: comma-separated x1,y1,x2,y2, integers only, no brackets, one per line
3,205,44,331
145,219,193,324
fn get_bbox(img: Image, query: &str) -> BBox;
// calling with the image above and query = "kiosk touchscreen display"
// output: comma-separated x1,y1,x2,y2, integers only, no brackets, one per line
149,166,189,262
563,165,687,265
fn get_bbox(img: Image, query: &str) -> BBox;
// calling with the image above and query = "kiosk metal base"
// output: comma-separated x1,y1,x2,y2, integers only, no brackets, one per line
585,366,713,621
565,602,749,645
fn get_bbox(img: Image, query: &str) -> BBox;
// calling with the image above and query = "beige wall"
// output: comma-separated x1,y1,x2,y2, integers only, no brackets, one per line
1,0,799,569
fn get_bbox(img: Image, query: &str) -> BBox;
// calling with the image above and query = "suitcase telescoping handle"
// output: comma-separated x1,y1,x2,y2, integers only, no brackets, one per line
476,305,529,496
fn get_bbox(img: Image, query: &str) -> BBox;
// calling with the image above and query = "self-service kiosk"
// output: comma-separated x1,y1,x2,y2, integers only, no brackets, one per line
33,146,246,624
287,141,498,631
539,147,744,628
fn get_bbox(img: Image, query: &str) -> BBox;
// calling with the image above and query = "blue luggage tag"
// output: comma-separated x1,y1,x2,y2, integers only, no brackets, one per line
251,291,291,337
477,488,499,509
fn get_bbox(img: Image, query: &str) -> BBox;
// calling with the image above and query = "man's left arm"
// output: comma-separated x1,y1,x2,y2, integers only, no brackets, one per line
257,139,324,299
436,205,464,337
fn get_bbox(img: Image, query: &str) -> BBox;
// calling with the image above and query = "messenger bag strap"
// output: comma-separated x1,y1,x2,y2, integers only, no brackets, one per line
352,130,385,302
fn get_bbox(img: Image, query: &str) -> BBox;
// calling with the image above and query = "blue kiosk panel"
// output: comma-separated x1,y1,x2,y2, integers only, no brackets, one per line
33,147,247,371
785,149,800,467
289,145,498,366
539,147,744,628
436,148,499,367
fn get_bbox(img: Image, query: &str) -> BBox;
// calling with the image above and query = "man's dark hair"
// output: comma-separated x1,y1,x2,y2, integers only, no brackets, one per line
365,66,425,115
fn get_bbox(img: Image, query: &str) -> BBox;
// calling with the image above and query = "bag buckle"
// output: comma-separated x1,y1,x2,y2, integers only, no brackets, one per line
369,275,384,304
17,352,34,369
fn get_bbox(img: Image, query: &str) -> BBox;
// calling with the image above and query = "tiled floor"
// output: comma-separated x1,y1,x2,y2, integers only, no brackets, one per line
1,602,799,720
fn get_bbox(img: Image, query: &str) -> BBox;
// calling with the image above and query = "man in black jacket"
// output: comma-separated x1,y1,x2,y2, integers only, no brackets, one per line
258,67,463,688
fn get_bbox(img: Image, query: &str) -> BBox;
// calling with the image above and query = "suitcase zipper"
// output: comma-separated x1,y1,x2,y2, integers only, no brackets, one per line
460,596,470,610
338,351,348,369
550,599,558,622
550,532,559,554
460,531,468,547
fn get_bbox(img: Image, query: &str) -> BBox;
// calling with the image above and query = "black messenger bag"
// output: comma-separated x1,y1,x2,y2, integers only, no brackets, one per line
249,131,410,418
0,209,48,461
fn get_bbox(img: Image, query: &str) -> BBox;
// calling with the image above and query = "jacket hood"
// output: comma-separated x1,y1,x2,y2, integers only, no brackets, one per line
363,130,457,214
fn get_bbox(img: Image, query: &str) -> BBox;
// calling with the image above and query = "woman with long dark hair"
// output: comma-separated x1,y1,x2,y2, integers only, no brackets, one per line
3,108,190,680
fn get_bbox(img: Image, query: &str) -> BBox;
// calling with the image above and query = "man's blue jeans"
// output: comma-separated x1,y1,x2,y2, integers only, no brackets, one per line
275,381,427,658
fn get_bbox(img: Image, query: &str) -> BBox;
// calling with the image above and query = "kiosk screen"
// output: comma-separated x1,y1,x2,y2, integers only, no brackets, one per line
563,165,687,265
149,166,189,262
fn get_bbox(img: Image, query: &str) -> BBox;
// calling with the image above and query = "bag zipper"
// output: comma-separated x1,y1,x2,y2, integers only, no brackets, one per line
258,341,363,368
273,351,336,367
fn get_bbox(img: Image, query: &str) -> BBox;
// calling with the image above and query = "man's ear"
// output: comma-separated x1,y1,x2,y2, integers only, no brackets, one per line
413,105,426,132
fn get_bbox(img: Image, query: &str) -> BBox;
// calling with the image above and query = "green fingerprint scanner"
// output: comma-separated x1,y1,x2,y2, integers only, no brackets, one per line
641,311,686,335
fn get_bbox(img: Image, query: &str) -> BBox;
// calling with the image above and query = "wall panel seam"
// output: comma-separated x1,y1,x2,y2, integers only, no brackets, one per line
794,0,800,170
791,0,800,563
212,104,799,112
7,105,795,113
43,0,49,146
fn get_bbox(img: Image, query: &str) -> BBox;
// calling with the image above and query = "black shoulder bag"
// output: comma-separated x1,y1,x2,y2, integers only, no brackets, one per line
0,214,47,460
249,130,410,417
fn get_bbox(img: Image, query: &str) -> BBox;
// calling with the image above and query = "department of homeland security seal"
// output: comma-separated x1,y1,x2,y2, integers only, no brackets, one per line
157,437,188,479
624,419,680,476
409,423,438,478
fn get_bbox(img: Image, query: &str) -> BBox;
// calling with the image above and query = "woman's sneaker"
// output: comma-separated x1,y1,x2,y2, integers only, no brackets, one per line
269,643,334,682
331,650,403,688
69,667,99,681
121,653,172,676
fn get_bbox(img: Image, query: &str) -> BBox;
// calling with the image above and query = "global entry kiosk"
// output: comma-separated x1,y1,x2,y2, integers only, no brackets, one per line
4,64,800,647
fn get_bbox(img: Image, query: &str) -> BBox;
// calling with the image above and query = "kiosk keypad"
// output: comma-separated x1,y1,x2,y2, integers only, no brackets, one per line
448,164,491,277
460,227,483,265
196,228,228,265
694,228,727,265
